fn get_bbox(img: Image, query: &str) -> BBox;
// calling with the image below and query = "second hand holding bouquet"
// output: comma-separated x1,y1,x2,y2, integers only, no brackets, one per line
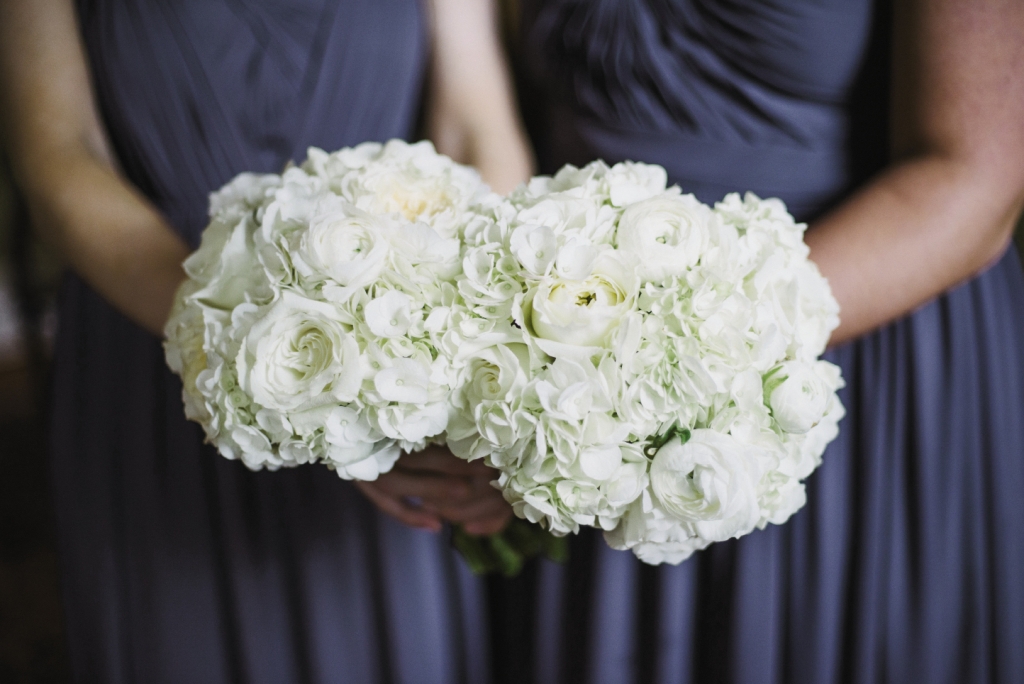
165,140,843,571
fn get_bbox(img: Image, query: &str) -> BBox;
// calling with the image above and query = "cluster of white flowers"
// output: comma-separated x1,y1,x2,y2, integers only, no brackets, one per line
165,140,492,480
443,160,844,564
167,143,845,566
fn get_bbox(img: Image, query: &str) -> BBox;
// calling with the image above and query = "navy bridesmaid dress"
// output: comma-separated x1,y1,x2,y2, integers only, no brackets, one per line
52,2,490,682
512,1,1024,682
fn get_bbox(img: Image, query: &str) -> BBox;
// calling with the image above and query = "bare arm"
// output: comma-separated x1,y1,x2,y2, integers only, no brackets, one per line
807,0,1024,345
426,0,534,193
0,0,189,337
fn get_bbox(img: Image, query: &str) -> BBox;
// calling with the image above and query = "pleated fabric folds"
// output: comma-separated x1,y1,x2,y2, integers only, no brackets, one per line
53,2,491,682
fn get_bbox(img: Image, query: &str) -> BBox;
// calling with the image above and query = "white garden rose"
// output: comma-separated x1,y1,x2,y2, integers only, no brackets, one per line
523,250,638,350
765,361,832,434
650,430,764,542
458,343,531,406
616,192,714,282
294,200,391,290
236,292,363,413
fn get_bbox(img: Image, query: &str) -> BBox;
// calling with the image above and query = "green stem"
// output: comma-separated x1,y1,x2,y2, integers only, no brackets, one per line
451,518,568,577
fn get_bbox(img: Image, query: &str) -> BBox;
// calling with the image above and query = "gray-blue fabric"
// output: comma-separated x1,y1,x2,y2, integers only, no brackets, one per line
53,2,491,682
513,1,1024,682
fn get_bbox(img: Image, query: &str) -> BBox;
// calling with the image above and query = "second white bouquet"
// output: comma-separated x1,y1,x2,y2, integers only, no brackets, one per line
444,160,845,564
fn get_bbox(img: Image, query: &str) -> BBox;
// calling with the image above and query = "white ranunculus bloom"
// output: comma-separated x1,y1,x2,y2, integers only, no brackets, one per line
236,292,363,413
385,221,461,281
338,139,487,239
524,250,638,350
208,172,280,221
604,493,710,564
650,430,764,542
616,192,715,282
294,200,391,289
603,161,668,207
765,361,832,434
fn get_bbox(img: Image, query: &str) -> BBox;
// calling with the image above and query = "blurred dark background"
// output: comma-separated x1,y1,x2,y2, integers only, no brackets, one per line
0,153,1022,682
0,157,68,683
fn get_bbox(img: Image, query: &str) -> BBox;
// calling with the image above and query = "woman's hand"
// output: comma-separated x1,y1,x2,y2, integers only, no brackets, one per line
427,0,534,194
355,447,513,535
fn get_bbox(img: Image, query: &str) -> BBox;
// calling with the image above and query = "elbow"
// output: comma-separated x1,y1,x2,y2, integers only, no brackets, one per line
956,147,1024,275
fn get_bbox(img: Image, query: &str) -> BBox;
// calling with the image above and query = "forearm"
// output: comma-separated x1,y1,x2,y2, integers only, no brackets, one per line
427,0,534,193
1,0,188,337
808,0,1024,346
807,155,1023,345
17,149,189,337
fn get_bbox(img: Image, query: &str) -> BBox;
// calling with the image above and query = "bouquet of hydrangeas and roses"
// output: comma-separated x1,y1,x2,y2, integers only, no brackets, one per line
166,141,844,571
443,160,844,564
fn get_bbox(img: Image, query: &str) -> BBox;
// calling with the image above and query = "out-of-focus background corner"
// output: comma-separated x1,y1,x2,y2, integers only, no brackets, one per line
0,157,69,683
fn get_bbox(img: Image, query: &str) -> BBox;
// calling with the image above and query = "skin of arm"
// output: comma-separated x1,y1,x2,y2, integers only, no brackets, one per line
807,0,1024,345
0,0,190,337
425,0,535,194
0,0,527,535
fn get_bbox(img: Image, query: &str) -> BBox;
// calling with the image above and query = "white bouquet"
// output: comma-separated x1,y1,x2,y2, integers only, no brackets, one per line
444,160,844,564
164,140,492,480
166,142,844,570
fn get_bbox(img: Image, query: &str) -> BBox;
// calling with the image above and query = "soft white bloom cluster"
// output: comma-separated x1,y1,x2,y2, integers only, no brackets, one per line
165,140,492,480
166,146,844,566
444,160,845,564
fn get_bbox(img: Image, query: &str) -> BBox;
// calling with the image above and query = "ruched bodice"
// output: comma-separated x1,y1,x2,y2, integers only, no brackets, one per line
77,0,426,242
521,0,889,218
